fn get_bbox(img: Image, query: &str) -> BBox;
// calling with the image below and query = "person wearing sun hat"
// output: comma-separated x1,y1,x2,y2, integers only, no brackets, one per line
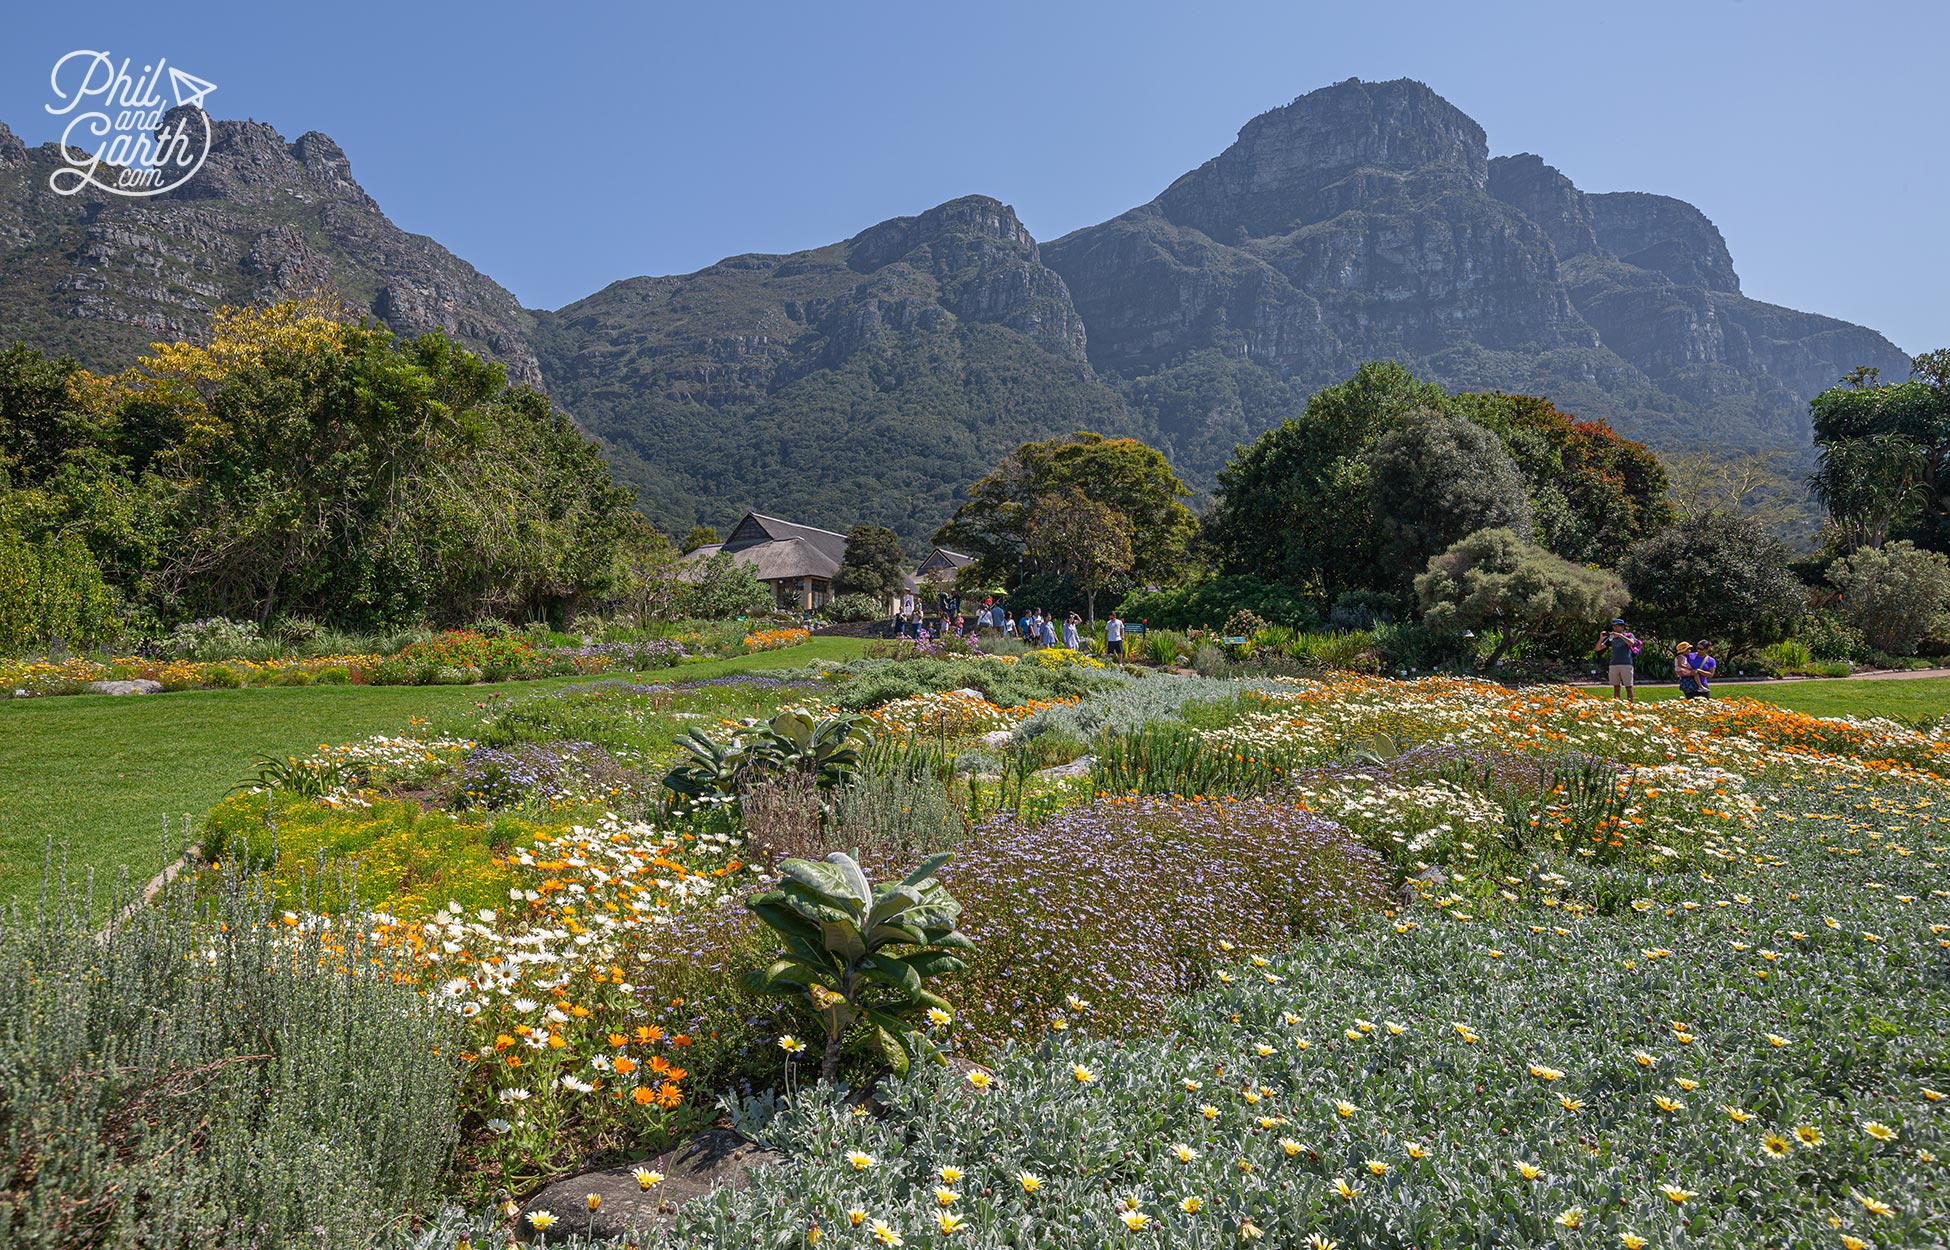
1675,641,1699,697
1597,617,1641,702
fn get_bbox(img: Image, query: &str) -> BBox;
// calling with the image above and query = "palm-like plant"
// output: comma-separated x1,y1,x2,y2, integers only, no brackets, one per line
747,850,969,1083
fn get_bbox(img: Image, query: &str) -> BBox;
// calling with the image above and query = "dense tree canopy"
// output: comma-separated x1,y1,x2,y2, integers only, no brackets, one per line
1809,351,1950,553
934,431,1195,593
1618,512,1807,657
832,524,907,601
1368,409,1533,590
1206,363,1669,603
0,301,644,635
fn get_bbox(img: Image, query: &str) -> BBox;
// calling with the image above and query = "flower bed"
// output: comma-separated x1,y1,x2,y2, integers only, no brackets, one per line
743,626,811,652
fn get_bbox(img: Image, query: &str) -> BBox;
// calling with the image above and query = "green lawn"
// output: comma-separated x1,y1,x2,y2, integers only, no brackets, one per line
0,637,866,903
1605,674,1950,720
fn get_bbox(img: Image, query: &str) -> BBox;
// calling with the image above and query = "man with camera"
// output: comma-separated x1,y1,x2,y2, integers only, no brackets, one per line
1597,617,1641,703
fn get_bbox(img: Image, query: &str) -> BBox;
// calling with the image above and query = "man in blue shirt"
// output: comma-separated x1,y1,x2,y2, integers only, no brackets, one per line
1596,617,1641,703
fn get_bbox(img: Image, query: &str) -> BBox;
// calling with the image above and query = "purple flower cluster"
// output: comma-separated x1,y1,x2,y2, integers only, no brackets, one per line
937,796,1389,1050
443,739,650,809
552,639,689,668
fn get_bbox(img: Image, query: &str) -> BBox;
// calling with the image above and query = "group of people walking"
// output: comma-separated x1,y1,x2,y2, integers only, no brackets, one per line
1598,618,1716,704
887,592,1128,658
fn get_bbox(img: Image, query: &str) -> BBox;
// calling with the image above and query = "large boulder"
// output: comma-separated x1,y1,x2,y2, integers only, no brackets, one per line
86,679,163,695
515,1130,782,1243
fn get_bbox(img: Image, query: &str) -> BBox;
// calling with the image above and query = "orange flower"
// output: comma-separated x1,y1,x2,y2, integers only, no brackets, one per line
608,1033,628,1048
614,1056,638,1076
632,1086,656,1105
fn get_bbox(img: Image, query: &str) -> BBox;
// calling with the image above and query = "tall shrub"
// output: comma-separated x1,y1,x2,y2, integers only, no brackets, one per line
0,529,120,654
1828,541,1950,655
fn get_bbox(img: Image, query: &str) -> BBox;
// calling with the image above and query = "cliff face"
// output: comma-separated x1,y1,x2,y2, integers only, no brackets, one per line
0,80,1919,541
0,117,539,382
530,195,1131,542
1045,78,1911,471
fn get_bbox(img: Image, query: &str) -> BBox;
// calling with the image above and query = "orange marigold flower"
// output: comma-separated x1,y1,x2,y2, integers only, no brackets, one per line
632,1086,656,1105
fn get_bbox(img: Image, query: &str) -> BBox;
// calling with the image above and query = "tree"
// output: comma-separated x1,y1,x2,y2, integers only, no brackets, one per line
682,550,773,620
1617,512,1807,658
935,431,1195,591
1022,488,1134,621
1415,528,1628,666
1660,447,1811,534
1809,351,1950,553
682,524,720,554
1206,361,1450,600
833,524,907,601
1827,541,1950,656
2,301,645,633
1368,409,1533,589
1456,391,1673,561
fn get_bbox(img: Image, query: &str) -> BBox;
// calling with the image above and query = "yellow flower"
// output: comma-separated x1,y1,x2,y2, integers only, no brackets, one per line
1180,1196,1203,1214
965,1070,992,1090
1280,1137,1303,1157
1654,1095,1685,1113
1365,1159,1389,1176
1200,1103,1220,1120
847,1150,876,1171
1795,1125,1825,1147
585,1193,602,1212
1765,1033,1790,1048
1172,1144,1199,1163
1842,1237,1868,1250
870,1219,903,1246
1555,1207,1585,1229
1406,1142,1429,1159
1072,1063,1097,1085
1660,1184,1696,1203
526,1211,557,1232
1633,1050,1656,1067
1120,1210,1150,1231
1856,1191,1894,1217
1255,1043,1275,1057
1676,1078,1699,1092
1863,1120,1896,1142
934,1212,965,1236
778,1035,806,1053
1926,1088,1947,1102
939,1166,963,1184
1559,1094,1584,1112
1335,1100,1358,1118
1017,1171,1042,1194
933,1187,958,1207
1516,1162,1543,1181
1529,1063,1565,1082
1620,1235,1647,1250
848,1209,867,1227
1760,1133,1792,1159
1333,1177,1362,1200
632,1166,663,1190
927,1007,953,1027
1239,1220,1265,1239
1723,1105,1753,1123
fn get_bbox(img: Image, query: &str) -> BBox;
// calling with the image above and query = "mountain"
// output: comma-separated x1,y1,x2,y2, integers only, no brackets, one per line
0,116,539,383
527,196,1132,541
0,83,1917,547
1042,78,1911,482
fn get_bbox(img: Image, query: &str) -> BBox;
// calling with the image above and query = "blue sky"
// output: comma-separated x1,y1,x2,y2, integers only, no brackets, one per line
4,0,1943,353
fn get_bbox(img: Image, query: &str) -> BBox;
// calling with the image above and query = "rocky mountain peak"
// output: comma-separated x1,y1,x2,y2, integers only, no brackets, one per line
1487,154,1599,259
1587,191,1740,294
0,121,25,170
1155,77,1489,237
846,195,1037,273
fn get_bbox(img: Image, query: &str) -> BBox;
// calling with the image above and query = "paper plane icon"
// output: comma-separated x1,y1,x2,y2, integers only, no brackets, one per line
168,67,218,110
